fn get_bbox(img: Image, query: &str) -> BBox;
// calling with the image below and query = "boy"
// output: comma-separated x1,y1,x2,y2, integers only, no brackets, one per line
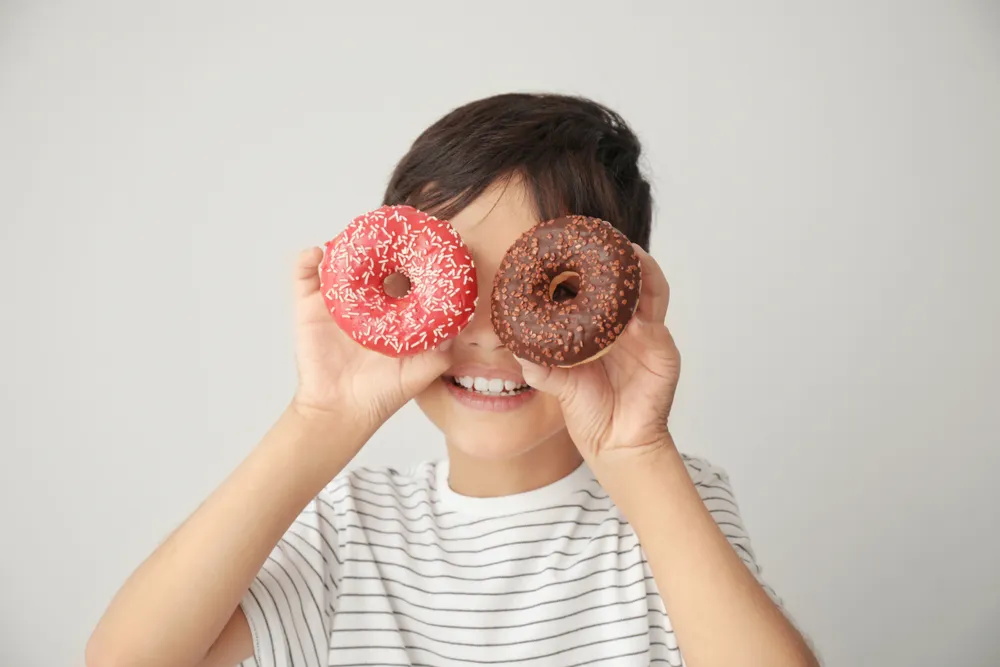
87,93,818,667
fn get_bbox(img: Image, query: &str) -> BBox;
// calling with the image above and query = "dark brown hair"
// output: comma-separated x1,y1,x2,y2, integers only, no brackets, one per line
382,93,653,250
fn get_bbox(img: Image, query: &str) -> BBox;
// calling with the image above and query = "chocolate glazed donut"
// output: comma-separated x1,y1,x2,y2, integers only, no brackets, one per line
491,215,642,367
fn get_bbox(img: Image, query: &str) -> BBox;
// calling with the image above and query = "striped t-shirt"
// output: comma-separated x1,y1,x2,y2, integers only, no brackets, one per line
238,455,782,667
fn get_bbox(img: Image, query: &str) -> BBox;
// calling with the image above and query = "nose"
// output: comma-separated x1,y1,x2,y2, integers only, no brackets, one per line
458,281,504,351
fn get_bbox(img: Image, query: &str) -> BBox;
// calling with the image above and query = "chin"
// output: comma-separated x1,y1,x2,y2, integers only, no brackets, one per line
415,377,567,461
447,432,549,461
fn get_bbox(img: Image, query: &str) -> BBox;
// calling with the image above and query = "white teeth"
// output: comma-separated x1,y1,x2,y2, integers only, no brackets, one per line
451,375,529,396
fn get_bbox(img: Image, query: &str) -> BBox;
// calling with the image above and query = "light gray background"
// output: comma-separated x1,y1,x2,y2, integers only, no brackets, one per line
2,2,998,666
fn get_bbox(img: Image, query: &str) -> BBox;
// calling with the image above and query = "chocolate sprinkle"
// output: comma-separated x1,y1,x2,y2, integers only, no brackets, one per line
490,215,642,367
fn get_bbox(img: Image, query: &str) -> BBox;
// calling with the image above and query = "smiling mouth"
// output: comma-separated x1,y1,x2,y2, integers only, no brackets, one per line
445,375,533,397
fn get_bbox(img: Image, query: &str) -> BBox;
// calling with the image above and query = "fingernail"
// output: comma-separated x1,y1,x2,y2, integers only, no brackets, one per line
438,339,454,352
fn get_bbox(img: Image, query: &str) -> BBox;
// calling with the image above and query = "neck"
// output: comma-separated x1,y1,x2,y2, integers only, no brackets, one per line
445,429,583,498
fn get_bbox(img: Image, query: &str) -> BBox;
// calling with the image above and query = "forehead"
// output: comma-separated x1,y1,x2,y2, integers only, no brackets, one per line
446,179,539,265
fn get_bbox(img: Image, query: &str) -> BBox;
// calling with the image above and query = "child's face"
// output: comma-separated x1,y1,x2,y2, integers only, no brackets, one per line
413,178,571,460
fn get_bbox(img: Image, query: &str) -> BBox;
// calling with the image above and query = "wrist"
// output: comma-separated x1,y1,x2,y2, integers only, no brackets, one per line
290,390,385,435
271,400,376,481
590,429,676,470
590,434,685,509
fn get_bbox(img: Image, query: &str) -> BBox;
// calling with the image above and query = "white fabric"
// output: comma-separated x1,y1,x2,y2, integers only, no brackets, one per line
238,455,781,667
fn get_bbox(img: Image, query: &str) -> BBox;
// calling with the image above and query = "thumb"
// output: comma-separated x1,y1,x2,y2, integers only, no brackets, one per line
399,339,455,393
515,357,573,399
294,246,325,298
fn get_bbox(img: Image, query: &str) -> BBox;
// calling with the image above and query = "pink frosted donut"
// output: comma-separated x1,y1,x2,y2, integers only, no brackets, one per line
319,205,478,356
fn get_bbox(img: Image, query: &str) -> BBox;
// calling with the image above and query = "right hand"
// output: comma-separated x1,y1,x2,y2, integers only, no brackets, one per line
289,247,453,431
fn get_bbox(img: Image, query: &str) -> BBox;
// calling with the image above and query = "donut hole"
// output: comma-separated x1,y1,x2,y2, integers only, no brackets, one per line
548,272,581,303
382,271,412,299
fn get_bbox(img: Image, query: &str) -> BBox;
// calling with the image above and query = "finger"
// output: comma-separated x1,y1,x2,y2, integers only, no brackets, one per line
295,247,325,298
401,343,455,390
397,336,461,399
514,357,574,400
632,243,669,323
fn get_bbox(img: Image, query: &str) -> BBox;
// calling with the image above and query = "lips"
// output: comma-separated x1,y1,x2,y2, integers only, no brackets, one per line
441,364,536,410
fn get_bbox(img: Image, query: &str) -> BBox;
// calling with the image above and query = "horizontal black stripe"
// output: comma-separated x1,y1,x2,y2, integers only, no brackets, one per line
334,612,649,648
342,557,645,598
328,476,438,503
650,637,681,652
335,652,679,667
332,466,617,514
350,468,438,487
337,516,743,556
572,648,658,667
690,469,725,484
333,591,653,631
708,508,743,523
342,540,641,582
326,489,445,516
340,531,630,569
326,489,452,518
336,516,626,551
324,485,730,530
338,576,654,614
320,488,732,537
326,471,728,522
695,480,733,493
699,494,740,511
345,512,616,543
332,653,675,667
579,488,610,501
713,520,748,533
334,629,651,664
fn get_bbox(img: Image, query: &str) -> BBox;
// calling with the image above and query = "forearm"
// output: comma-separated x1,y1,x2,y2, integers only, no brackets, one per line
87,403,371,667
598,439,817,667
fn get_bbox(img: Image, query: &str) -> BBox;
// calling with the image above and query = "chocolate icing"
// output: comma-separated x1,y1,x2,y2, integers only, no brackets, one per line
490,215,642,367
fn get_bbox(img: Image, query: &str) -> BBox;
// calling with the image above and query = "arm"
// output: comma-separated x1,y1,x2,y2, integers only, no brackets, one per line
87,248,452,667
85,404,371,667
599,440,818,667
515,245,818,667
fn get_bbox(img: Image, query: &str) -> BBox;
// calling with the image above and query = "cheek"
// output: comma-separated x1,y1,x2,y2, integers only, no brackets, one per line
414,381,447,424
533,393,566,427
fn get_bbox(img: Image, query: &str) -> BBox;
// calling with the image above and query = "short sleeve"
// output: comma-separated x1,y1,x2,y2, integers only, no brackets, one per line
682,456,784,609
238,490,342,667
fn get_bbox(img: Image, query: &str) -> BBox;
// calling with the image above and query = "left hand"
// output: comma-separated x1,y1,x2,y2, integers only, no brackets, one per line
516,244,680,463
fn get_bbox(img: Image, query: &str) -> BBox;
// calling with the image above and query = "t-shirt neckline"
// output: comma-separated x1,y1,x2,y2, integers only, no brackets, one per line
434,459,593,516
